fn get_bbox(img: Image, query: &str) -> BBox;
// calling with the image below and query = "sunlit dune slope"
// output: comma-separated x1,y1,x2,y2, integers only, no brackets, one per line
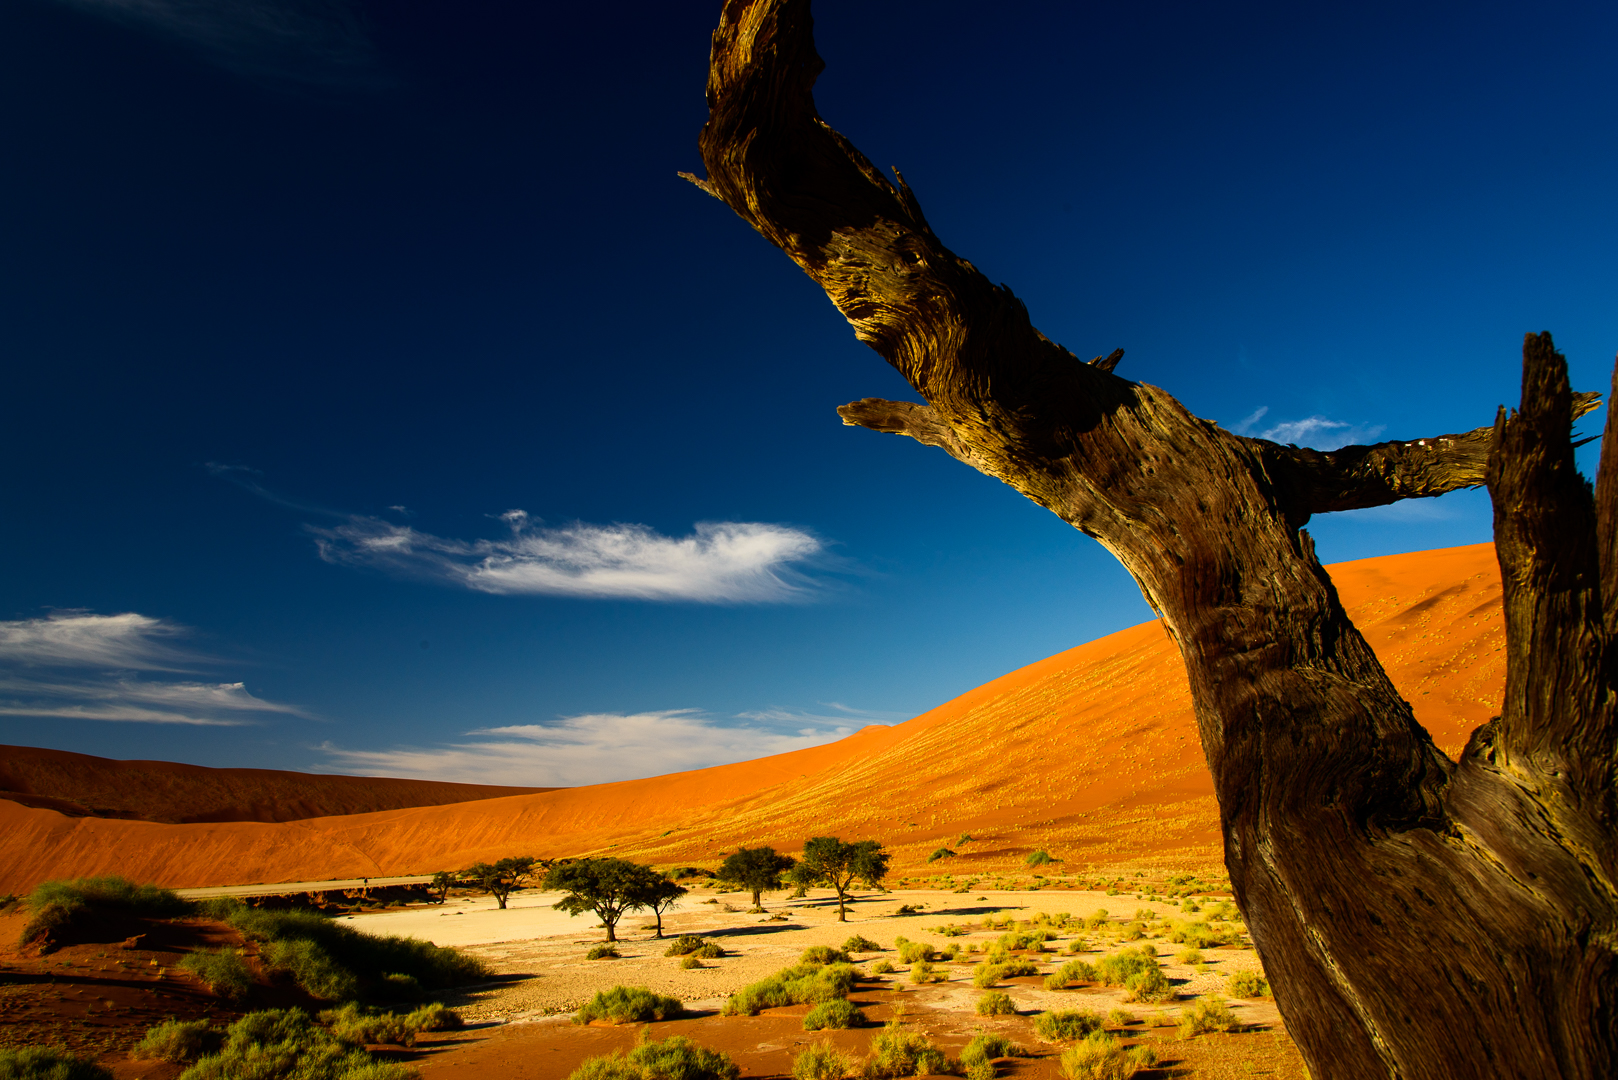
0,544,1504,894
0,746,556,825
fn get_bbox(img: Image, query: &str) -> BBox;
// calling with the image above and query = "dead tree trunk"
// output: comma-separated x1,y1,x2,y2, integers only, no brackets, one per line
684,2,1618,1076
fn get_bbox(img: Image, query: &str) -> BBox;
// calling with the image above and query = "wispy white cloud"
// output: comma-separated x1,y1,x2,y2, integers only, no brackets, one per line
1231,406,1386,450
309,514,825,604
55,0,387,88
0,611,305,726
319,709,865,786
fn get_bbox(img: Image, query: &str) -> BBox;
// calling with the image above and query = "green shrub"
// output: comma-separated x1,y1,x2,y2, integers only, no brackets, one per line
18,877,189,950
1065,939,1089,954
1178,996,1239,1038
791,1043,853,1080
908,960,945,984
1168,920,1230,949
0,1047,114,1080
176,1008,412,1080
1034,1009,1104,1041
574,986,683,1024
1058,1033,1156,1079
866,1024,950,1079
1107,1008,1137,1027
377,973,422,1001
587,945,620,960
1124,966,1174,1004
1000,960,1039,978
800,945,852,965
403,1003,461,1031
567,1036,739,1080
972,963,1006,989
870,959,895,975
721,963,856,1016
842,935,880,953
1057,960,1097,985
132,1019,224,1063
1227,970,1270,998
319,1004,417,1047
1093,948,1156,987
1176,948,1203,965
220,906,487,1001
894,938,934,964
802,999,865,1030
976,990,1016,1016
1026,850,1055,867
680,955,704,969
664,935,710,957
927,848,957,863
1084,910,1109,929
180,948,254,1002
261,938,359,1001
985,944,1010,964
960,1033,1022,1079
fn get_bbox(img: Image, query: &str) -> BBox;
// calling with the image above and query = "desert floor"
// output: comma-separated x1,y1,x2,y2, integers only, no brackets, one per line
357,884,1308,1079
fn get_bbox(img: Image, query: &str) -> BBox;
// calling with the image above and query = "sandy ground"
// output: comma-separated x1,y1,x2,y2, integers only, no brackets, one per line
353,885,1302,1079
372,887,1277,1025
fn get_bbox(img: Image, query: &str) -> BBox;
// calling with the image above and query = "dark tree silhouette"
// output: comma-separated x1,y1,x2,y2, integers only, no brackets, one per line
794,837,890,922
462,856,535,910
545,858,663,942
717,846,797,910
685,2,1617,1076
428,870,456,904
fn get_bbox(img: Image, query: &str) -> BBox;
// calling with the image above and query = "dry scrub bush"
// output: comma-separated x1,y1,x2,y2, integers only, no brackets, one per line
1168,920,1230,949
567,1036,739,1080
1085,911,1110,929
893,938,934,964
1176,948,1203,965
908,960,945,984
176,1008,413,1080
802,999,865,1030
960,1034,1023,1080
792,1043,854,1080
722,963,856,1016
680,956,704,970
0,1048,113,1080
843,935,880,953
1178,996,1239,1038
1226,970,1270,998
870,959,895,975
1123,966,1174,1004
586,945,620,960
1026,850,1055,867
865,1023,950,1078
1034,1010,1104,1041
975,990,1016,1016
132,1020,224,1064
1107,1008,1137,1027
574,986,682,1024
801,945,852,965
972,964,1006,989
1058,1034,1157,1080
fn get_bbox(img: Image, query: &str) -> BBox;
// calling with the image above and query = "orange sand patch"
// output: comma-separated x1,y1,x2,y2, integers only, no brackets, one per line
0,544,1503,895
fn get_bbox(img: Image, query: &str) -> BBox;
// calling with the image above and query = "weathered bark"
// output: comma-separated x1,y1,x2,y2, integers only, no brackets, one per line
687,2,1618,1076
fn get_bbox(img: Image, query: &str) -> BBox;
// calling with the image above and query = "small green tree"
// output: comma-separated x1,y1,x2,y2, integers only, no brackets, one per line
717,846,797,910
544,858,663,942
795,837,889,922
428,871,456,904
638,874,688,938
463,856,535,909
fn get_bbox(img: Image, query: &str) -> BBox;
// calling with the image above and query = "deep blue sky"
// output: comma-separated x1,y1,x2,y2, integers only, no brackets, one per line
2,0,1613,785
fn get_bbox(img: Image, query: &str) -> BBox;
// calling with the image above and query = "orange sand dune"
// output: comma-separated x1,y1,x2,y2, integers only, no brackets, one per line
0,544,1505,895
0,746,555,824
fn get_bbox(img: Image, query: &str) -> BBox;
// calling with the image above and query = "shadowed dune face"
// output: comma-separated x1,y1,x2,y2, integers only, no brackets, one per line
0,747,555,824
0,544,1503,894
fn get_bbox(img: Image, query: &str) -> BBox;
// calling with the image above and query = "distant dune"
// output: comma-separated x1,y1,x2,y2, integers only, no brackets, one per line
0,747,556,824
0,544,1504,895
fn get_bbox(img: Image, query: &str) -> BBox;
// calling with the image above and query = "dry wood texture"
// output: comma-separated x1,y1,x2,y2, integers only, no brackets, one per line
687,1,1618,1075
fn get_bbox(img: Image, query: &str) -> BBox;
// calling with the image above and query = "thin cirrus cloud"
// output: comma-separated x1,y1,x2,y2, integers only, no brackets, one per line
308,511,826,603
0,611,307,727
318,709,864,787
52,0,388,88
1232,406,1386,451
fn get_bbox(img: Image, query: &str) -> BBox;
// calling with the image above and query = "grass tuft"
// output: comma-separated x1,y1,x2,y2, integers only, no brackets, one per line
574,986,683,1025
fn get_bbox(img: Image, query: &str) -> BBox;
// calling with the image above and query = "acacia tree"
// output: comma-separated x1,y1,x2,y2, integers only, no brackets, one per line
638,874,688,938
544,858,663,942
717,846,797,910
685,2,1617,1076
463,856,535,910
795,837,890,922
